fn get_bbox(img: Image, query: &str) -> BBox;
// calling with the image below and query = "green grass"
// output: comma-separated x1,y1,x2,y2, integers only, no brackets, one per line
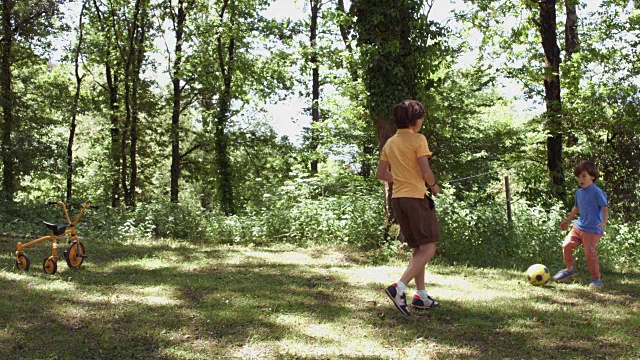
1,235,639,359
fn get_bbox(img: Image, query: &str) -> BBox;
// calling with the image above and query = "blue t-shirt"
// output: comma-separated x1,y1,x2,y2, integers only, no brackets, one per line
573,184,608,234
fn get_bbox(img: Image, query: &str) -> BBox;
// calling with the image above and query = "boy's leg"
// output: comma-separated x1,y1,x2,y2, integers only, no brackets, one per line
562,228,582,271
554,228,581,281
400,242,436,286
407,243,440,309
582,232,602,281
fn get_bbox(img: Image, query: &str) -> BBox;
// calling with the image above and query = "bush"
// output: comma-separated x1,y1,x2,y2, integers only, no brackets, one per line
438,186,568,269
2,175,638,272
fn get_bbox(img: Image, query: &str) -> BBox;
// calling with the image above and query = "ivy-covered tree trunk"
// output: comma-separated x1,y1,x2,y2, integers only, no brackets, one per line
537,0,565,200
216,0,236,215
353,0,419,242
1,0,15,202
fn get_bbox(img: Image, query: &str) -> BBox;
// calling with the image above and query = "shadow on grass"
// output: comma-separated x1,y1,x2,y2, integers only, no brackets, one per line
1,239,639,359
364,271,640,359
0,241,357,359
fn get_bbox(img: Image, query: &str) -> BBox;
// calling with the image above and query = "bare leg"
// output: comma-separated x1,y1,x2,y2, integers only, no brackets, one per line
400,242,436,287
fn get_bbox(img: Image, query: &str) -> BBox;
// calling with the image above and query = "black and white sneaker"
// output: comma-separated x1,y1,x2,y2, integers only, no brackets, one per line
411,294,440,309
385,284,412,316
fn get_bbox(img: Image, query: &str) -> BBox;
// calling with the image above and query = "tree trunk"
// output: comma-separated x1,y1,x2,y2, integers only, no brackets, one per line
108,69,121,207
309,0,320,174
120,0,142,207
564,0,580,60
215,78,234,215
129,0,147,206
337,0,358,82
216,0,235,215
67,3,87,204
360,143,373,178
538,0,565,199
353,0,418,243
93,0,121,207
376,115,396,241
564,0,580,147
170,0,186,203
1,0,15,202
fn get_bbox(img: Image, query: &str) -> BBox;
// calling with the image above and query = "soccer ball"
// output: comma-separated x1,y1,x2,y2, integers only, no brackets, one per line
526,264,550,286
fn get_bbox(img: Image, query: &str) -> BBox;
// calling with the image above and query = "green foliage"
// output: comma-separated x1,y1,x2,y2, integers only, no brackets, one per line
601,221,640,272
2,0,640,276
436,185,564,269
427,67,528,196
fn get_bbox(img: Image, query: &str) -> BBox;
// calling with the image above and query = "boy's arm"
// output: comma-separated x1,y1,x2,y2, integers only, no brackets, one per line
599,206,609,231
560,207,579,230
376,160,394,183
418,156,439,196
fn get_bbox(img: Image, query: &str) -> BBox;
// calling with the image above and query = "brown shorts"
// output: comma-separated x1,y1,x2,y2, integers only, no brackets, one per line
392,196,440,248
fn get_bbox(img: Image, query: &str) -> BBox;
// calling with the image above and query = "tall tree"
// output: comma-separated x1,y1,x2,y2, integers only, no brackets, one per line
308,0,321,174
534,0,565,199
90,0,122,207
167,0,195,203
352,0,437,241
215,0,236,215
564,0,579,59
467,0,576,199
113,0,149,206
0,0,15,202
187,0,294,214
67,1,88,204
0,0,63,202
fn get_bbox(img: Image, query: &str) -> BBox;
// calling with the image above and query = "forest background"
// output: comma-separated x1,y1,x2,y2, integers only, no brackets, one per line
1,0,639,271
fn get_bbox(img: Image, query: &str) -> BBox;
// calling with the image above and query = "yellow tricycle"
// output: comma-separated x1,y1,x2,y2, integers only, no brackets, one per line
15,201,98,274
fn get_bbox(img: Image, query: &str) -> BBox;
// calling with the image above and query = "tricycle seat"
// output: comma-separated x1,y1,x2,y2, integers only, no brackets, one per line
43,222,67,236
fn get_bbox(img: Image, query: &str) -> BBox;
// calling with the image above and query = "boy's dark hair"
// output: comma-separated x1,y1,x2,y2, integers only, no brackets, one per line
574,161,599,180
392,100,426,129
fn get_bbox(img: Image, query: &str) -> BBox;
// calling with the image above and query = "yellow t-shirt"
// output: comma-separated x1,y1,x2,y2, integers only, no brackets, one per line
380,128,432,198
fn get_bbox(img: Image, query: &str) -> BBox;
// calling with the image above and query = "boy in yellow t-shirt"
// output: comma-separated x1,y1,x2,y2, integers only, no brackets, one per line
376,100,441,316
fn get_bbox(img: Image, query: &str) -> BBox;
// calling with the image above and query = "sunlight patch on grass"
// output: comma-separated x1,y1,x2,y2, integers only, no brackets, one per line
226,249,316,266
0,270,31,282
2,243,639,359
0,271,78,292
222,245,359,267
78,284,181,306
102,257,180,272
29,278,76,292
342,265,533,304
116,238,198,249
400,338,479,359
234,343,278,359
156,333,224,359
264,313,397,358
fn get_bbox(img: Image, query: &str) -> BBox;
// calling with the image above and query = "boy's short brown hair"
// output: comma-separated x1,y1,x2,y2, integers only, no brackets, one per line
574,161,599,180
392,100,426,128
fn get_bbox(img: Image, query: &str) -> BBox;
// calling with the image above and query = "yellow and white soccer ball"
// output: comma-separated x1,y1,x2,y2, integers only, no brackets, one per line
526,264,550,286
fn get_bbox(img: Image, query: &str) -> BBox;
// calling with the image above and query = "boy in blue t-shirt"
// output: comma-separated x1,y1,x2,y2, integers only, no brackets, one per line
553,161,609,287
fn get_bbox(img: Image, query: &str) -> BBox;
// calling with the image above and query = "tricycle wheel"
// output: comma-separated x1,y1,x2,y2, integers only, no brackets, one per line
16,253,30,271
43,257,57,274
64,241,86,268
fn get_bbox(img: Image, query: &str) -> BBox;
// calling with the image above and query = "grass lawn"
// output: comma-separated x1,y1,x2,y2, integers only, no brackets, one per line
1,236,639,359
